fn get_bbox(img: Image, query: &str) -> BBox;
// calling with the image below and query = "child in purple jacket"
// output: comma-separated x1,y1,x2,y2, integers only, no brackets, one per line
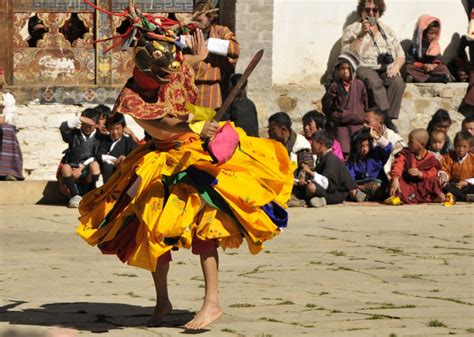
346,127,392,200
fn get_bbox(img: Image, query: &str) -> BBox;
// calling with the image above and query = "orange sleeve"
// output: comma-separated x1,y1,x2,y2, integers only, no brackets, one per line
194,25,239,81
221,26,240,65
440,155,452,180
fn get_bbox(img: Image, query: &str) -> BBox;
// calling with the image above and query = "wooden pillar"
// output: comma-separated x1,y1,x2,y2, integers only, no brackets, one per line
95,0,114,85
0,0,14,85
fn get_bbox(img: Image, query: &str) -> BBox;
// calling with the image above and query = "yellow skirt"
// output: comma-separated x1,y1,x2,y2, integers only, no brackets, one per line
76,125,295,272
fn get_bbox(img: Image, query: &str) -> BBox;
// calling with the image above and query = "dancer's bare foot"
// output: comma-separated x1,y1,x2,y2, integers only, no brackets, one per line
184,300,223,330
146,300,173,327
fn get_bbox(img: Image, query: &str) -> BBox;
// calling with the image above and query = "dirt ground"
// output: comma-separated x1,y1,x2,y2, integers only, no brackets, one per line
0,203,473,337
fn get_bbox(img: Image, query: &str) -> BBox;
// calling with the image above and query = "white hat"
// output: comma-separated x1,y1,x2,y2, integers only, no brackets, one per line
335,51,361,73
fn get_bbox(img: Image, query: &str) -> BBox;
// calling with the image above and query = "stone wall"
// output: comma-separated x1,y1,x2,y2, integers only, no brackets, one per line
13,83,469,180
247,83,469,141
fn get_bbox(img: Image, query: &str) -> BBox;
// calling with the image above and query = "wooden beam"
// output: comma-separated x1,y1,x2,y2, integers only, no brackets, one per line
0,0,14,85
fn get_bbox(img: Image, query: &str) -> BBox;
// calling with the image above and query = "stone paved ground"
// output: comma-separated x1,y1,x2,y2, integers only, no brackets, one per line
0,204,473,337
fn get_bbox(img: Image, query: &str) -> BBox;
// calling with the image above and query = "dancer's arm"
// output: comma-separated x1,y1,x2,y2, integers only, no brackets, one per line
136,117,218,140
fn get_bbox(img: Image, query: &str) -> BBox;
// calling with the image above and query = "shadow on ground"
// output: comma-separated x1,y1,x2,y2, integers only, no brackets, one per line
0,300,196,333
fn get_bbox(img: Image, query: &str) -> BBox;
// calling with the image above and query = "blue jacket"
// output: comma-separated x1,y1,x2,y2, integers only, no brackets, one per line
346,143,392,182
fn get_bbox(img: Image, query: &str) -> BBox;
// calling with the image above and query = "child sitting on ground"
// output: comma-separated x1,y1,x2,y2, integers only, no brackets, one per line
302,110,344,160
322,51,367,157
438,131,474,202
58,108,101,208
462,114,474,136
346,127,392,201
300,130,359,207
404,15,453,83
97,112,138,183
389,128,444,204
427,129,448,160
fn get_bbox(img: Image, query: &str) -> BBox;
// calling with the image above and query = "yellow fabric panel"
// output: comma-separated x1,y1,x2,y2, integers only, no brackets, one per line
76,124,295,271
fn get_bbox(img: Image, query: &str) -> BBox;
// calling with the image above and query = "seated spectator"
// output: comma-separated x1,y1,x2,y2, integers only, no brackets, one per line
427,129,448,160
0,74,24,181
403,15,453,83
322,51,368,156
462,113,474,136
438,131,474,202
98,113,138,183
268,112,312,165
268,112,312,207
300,130,359,207
222,73,259,137
302,110,344,160
362,108,405,178
450,9,473,116
58,108,101,208
95,104,141,144
342,0,405,132
427,109,452,151
95,104,112,138
388,129,444,204
346,127,392,200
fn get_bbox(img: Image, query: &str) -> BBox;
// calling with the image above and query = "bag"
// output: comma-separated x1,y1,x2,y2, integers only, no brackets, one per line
207,121,240,164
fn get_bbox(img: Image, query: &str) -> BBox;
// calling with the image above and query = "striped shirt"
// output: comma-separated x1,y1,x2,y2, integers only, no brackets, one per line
192,24,240,109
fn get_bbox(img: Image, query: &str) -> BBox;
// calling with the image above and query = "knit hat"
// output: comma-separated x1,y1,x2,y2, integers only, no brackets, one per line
335,51,361,74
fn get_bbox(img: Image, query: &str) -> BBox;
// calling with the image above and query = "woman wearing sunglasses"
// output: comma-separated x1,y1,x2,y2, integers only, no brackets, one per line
341,0,405,134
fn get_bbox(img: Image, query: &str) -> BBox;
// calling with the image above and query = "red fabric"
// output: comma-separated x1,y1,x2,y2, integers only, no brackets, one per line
157,251,172,264
392,149,443,204
413,15,442,58
133,68,161,90
191,238,218,255
113,64,198,120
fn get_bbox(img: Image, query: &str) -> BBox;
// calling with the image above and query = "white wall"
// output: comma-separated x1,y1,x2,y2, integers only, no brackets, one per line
272,0,468,85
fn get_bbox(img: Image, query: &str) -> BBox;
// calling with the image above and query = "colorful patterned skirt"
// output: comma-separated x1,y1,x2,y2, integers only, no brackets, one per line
0,124,24,179
76,126,295,272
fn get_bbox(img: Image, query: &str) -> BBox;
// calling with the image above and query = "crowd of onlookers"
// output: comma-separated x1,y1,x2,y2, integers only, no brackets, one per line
1,0,473,211
260,0,474,207
57,105,141,207
266,108,473,208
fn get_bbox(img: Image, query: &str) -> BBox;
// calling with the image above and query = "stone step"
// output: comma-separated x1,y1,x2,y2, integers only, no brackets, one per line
0,180,67,205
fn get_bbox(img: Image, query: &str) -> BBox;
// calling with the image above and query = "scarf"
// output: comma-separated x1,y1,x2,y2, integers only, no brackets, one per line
413,14,441,59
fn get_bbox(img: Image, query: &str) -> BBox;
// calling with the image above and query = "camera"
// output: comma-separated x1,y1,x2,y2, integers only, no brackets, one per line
377,53,394,66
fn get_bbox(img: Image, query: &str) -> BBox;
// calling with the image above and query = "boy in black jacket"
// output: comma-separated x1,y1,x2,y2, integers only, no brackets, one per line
98,113,138,183
300,130,361,207
58,108,101,208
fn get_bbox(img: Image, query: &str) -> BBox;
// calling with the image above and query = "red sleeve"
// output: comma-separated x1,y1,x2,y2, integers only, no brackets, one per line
390,152,406,179
422,166,438,179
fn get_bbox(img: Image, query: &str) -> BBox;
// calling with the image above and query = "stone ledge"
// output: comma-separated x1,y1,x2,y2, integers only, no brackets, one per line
0,181,67,205
248,82,469,140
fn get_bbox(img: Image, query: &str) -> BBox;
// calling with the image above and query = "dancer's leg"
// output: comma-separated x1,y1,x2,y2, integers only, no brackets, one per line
184,247,223,330
147,253,173,327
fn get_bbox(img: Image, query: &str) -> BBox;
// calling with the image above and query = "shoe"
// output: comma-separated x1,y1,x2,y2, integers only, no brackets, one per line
5,175,17,181
309,197,327,208
405,74,414,83
354,191,367,202
287,195,306,207
68,195,82,208
466,194,474,203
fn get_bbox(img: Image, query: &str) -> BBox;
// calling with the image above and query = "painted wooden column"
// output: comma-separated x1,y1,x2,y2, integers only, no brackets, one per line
95,0,114,85
0,0,14,84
